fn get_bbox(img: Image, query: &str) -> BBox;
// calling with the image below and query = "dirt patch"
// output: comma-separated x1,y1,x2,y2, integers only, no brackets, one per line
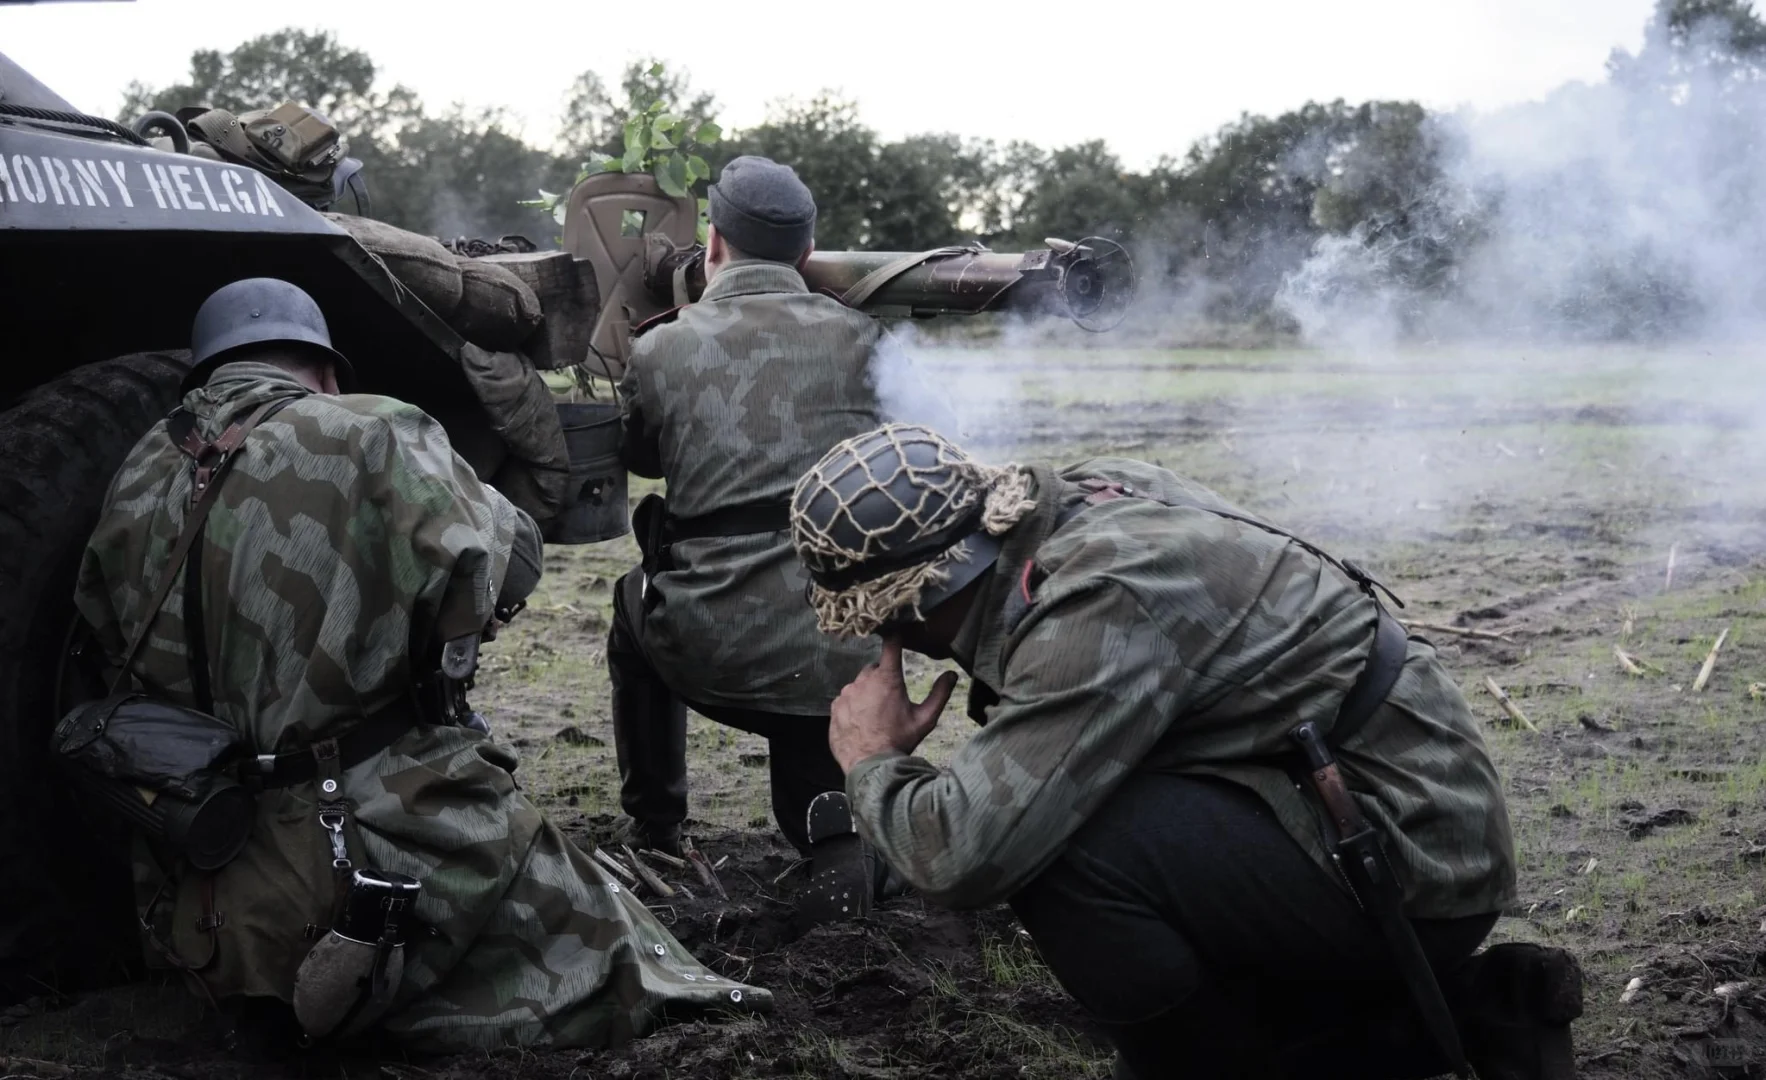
0,821,1106,1080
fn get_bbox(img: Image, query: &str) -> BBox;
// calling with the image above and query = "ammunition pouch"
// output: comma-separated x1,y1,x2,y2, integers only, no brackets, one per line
52,693,255,872
292,868,422,1040
180,102,353,210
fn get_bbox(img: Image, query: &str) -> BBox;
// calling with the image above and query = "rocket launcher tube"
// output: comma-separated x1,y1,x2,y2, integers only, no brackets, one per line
644,237,1134,331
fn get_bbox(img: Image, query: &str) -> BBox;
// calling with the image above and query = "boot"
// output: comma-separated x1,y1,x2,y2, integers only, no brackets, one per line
609,815,683,859
797,791,874,924
1449,943,1584,1080
607,570,689,862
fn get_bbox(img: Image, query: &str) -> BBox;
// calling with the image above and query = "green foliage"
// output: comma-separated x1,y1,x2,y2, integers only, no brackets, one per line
523,60,720,241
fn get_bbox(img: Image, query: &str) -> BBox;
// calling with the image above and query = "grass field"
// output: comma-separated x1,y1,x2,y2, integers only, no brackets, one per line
9,342,1765,1078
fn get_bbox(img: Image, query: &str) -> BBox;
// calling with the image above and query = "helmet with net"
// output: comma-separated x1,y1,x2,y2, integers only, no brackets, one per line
790,424,1036,638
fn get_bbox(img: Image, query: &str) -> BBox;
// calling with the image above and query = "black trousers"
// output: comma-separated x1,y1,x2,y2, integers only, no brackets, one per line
607,568,845,854
1008,772,1497,1080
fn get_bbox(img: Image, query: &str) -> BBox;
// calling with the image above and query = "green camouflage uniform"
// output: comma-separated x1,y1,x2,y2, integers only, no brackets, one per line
847,457,1518,919
619,260,895,713
74,362,767,1050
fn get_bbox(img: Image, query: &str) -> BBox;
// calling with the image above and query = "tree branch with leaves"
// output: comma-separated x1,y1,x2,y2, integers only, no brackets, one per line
523,62,721,241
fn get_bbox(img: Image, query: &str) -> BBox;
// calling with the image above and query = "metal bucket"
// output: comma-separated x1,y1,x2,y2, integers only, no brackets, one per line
543,401,629,544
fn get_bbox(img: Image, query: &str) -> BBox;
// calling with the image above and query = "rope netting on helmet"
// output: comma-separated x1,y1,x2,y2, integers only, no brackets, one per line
790,424,1036,637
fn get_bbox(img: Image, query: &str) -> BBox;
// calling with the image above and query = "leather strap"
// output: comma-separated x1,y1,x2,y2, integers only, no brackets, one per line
109,398,290,695
183,517,213,715
665,499,791,542
1330,606,1409,746
837,246,980,309
243,704,420,789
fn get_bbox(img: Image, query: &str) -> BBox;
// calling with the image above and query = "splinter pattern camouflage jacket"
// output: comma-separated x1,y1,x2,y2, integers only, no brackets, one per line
75,362,767,1049
846,457,1519,918
618,260,894,714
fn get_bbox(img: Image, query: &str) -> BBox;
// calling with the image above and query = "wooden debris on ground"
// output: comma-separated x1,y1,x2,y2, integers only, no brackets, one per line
1483,677,1538,732
635,847,689,871
1405,620,1515,643
0,1059,75,1078
683,838,729,900
1691,626,1730,693
1664,543,1678,593
1614,646,1648,676
590,846,638,885
772,857,808,886
622,843,676,898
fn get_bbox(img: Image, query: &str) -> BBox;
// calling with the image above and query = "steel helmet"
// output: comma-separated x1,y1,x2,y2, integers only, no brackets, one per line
790,424,1033,637
184,277,356,393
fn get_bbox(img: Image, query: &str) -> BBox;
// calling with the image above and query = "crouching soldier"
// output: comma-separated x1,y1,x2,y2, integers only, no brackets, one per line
69,278,767,1051
785,423,1583,1080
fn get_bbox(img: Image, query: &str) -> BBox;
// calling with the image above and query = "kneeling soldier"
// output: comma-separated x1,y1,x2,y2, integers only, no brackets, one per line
72,278,767,1051
785,423,1583,1080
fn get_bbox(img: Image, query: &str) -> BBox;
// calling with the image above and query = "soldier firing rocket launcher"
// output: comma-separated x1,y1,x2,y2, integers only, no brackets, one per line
551,171,1137,381
488,169,1138,544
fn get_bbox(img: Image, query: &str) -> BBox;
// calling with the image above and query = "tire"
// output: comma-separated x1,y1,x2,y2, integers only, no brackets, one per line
0,353,188,1000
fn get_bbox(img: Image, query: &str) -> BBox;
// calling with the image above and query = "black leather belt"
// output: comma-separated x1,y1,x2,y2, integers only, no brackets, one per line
242,705,418,789
665,500,791,542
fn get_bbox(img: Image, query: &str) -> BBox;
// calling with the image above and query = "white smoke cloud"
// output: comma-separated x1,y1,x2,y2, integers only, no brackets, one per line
1278,8,1766,347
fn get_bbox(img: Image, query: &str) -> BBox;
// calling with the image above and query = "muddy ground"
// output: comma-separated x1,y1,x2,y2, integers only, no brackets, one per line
8,342,1766,1077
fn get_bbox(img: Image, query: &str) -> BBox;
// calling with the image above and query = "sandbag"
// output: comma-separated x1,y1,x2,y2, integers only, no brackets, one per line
324,213,464,320
457,343,569,523
452,256,544,351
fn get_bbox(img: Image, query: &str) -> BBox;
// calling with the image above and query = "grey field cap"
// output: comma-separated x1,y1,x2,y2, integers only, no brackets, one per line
706,155,817,262
184,277,357,393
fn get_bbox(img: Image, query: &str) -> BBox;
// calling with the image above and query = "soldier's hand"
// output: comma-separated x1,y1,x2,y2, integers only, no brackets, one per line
829,639,959,772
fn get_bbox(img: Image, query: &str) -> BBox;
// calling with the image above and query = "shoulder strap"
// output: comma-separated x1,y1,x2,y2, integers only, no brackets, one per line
838,246,981,309
108,397,292,695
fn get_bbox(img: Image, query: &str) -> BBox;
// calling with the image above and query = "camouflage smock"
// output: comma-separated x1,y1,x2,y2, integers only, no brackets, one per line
74,362,767,1050
618,260,893,715
847,457,1518,919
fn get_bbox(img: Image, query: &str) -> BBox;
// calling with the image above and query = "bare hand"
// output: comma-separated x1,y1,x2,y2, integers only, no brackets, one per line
830,639,960,772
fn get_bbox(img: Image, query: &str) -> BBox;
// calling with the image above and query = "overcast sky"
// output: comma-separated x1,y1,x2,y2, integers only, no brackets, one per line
4,0,1658,168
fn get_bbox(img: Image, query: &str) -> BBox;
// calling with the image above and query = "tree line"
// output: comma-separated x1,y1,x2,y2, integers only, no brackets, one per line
118,0,1766,341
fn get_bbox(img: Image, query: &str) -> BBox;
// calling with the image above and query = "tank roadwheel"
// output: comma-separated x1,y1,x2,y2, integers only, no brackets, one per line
0,353,188,1001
